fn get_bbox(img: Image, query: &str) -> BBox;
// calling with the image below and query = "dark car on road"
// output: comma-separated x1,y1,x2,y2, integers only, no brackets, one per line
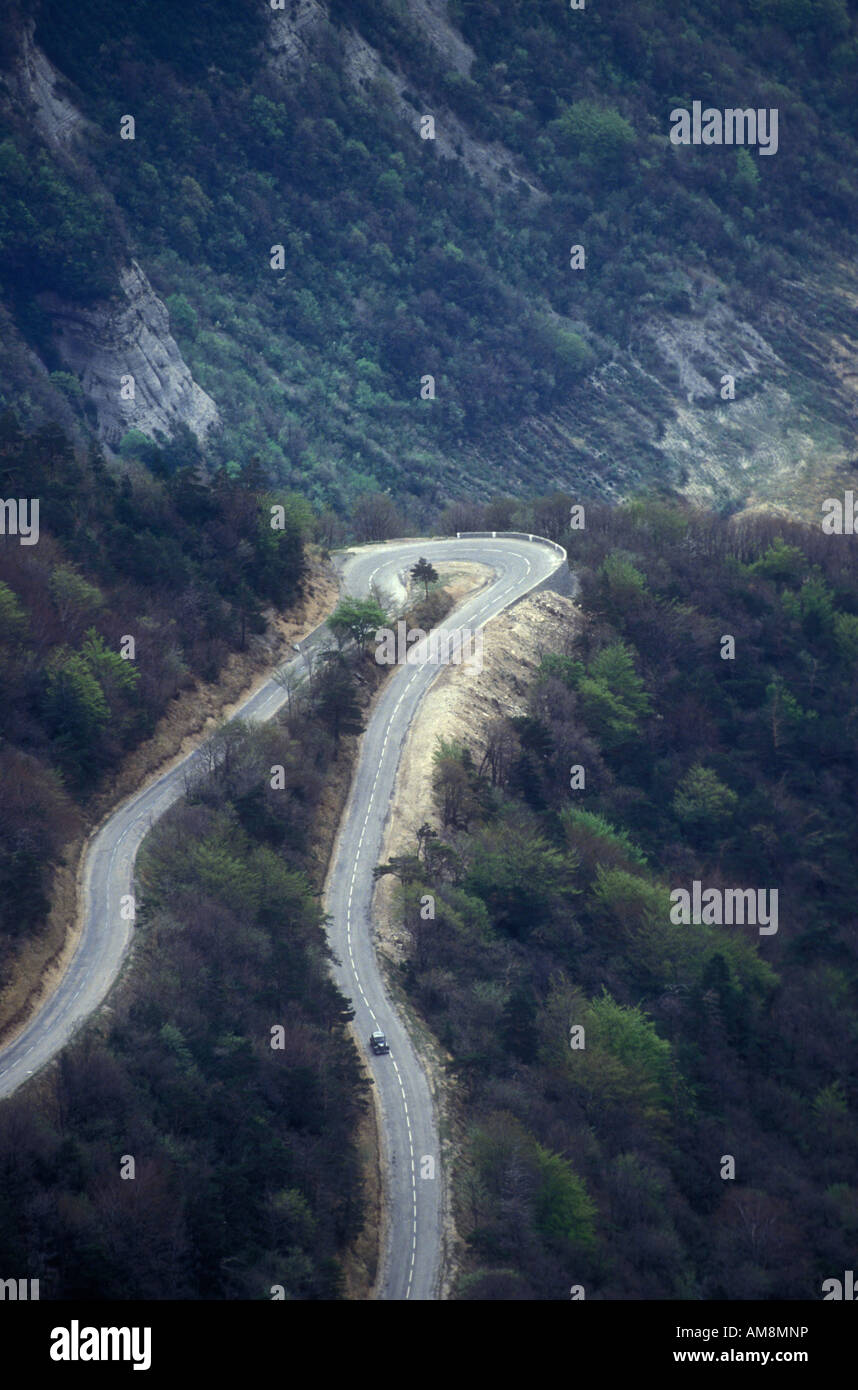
369,1028,390,1054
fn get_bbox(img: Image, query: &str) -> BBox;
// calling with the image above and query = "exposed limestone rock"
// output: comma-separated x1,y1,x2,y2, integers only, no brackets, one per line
407,0,475,76
456,269,847,520
266,0,329,77
40,261,220,449
7,20,88,151
265,0,543,198
633,280,782,405
2,23,218,451
266,0,474,80
1,6,852,514
340,26,543,197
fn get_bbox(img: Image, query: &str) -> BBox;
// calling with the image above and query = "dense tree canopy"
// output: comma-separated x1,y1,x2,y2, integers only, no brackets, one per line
379,498,858,1298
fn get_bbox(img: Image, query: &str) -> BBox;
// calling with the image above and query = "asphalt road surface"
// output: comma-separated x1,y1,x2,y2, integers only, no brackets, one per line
0,532,566,1301
325,534,566,1299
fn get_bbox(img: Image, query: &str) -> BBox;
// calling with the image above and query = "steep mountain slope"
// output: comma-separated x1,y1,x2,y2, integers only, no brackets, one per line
1,0,857,518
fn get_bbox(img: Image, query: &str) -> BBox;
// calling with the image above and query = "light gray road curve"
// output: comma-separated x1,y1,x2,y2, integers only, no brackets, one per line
324,534,566,1300
0,532,566,1301
0,634,333,1102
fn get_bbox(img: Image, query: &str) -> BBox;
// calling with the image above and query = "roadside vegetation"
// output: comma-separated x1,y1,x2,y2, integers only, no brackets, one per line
0,544,458,1298
0,416,307,983
0,616,393,1296
380,498,858,1298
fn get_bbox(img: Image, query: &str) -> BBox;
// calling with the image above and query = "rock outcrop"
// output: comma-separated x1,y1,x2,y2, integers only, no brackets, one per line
40,261,220,449
266,0,329,75
265,0,543,198
7,19,87,152
2,22,219,451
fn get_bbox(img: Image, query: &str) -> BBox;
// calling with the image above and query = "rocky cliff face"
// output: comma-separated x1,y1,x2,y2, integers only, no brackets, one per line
457,263,858,518
3,3,856,515
259,1,856,518
39,261,219,449
9,19,86,152
265,0,543,198
2,22,219,451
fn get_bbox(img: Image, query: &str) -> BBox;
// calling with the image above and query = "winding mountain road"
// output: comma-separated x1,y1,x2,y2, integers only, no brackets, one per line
0,532,566,1299
326,534,566,1299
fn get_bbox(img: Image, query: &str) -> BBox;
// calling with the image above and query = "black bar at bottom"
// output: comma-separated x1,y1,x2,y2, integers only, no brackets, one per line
0,1298,851,1380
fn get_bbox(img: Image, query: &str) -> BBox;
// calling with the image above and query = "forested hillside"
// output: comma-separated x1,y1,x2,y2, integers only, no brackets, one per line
0,707,370,1298
1,0,857,1311
0,550,453,1299
1,0,858,512
381,500,858,1298
0,415,306,984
